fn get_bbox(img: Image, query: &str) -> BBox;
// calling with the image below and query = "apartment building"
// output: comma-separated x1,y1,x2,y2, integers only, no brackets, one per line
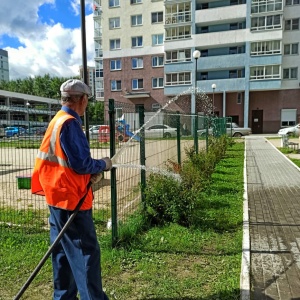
94,0,300,133
0,49,9,82
79,65,96,99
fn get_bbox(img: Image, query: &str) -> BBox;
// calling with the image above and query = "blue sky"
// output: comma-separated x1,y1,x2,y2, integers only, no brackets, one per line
0,0,94,79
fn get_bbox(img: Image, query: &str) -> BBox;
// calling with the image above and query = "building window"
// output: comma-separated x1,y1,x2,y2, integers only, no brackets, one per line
286,0,300,5
229,46,245,54
109,0,120,7
251,15,282,31
251,40,281,55
284,43,299,55
131,0,142,3
165,72,191,85
229,70,243,78
132,36,143,47
131,15,142,26
230,22,245,30
111,80,122,91
283,67,298,79
110,59,122,70
152,77,164,88
152,34,164,45
152,12,163,23
152,56,164,67
285,18,300,30
165,49,191,63
110,39,121,50
132,79,143,89
109,17,120,29
281,109,296,127
251,0,283,14
165,26,191,40
250,65,281,80
237,93,243,104
132,57,143,69
200,72,208,80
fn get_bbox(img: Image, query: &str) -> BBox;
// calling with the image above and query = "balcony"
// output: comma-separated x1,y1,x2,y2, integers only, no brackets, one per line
165,11,191,25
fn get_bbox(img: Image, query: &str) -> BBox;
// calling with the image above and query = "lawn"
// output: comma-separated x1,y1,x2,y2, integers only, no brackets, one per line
0,142,245,300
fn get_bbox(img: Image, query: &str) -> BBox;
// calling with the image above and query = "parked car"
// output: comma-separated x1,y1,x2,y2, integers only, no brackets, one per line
89,125,102,135
0,125,5,138
278,124,300,137
22,127,47,136
4,126,26,137
135,124,178,138
198,122,251,137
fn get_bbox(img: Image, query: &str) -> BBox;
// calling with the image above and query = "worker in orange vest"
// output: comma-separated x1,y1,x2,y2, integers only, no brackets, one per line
32,79,111,300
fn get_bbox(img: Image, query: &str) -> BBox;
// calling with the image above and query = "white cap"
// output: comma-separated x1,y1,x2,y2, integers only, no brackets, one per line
60,79,92,97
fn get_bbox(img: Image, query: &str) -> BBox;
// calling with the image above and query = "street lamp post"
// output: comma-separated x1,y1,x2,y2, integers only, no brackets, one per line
192,50,201,115
211,83,216,115
26,102,30,131
192,50,201,153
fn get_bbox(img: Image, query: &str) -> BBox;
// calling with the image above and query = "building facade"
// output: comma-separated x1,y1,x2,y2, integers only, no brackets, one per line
94,0,300,133
0,49,9,82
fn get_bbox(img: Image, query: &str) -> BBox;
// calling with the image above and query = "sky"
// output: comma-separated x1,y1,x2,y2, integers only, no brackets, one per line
0,0,95,80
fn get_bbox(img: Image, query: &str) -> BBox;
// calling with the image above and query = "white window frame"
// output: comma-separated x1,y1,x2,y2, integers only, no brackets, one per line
251,0,283,14
152,12,163,24
109,17,120,29
152,77,164,88
111,80,122,91
283,67,298,79
286,0,300,5
284,43,299,55
251,40,281,56
109,0,120,8
110,39,121,50
132,58,143,69
251,14,282,31
110,59,122,71
281,109,297,127
132,79,143,90
285,18,300,30
165,26,191,40
152,56,164,67
131,36,143,48
131,15,142,26
152,34,164,46
250,65,281,80
131,0,142,3
165,49,192,63
165,72,191,85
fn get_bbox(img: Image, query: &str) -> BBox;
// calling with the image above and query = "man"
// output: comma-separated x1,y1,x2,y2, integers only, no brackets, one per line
32,79,111,300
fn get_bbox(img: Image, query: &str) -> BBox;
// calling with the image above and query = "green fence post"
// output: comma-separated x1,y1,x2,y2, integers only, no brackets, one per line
194,115,199,154
139,106,146,204
176,111,181,165
109,99,118,247
205,116,209,153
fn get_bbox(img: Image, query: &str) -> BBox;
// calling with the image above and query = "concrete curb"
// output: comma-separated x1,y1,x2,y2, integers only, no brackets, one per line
240,139,250,300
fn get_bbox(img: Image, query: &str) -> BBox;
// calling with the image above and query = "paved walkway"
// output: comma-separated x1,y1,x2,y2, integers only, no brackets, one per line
246,135,300,300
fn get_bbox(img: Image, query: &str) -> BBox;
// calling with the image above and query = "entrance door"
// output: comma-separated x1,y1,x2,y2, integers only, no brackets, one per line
252,110,263,134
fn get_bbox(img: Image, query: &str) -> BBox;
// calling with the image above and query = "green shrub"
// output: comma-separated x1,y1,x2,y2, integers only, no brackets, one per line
143,136,231,227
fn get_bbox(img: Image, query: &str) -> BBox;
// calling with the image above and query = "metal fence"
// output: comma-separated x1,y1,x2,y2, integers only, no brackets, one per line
0,99,229,246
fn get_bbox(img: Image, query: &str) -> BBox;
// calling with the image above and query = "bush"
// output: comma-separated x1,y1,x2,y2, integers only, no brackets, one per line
143,136,231,227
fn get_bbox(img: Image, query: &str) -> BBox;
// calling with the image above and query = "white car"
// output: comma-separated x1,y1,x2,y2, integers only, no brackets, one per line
278,124,300,136
198,122,251,138
135,124,178,138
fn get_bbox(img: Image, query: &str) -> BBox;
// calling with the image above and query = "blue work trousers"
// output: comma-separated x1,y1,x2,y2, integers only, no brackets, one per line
49,206,109,300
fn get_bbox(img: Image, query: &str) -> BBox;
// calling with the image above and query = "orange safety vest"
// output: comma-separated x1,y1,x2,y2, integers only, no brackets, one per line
31,110,93,210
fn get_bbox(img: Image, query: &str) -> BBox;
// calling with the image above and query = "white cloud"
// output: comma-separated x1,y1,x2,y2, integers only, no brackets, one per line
0,0,95,80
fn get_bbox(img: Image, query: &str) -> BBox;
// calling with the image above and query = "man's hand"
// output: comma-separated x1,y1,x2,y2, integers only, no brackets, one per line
90,173,103,184
102,157,112,171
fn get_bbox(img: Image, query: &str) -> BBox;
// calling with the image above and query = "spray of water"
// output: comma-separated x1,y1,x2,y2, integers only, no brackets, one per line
111,87,193,164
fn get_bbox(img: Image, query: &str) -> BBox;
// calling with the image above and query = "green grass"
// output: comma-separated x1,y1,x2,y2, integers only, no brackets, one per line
0,142,244,300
